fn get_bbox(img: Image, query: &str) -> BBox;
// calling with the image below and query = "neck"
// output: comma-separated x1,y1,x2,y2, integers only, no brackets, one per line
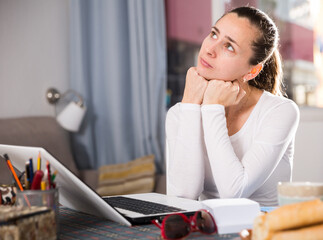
226,84,253,112
225,85,255,131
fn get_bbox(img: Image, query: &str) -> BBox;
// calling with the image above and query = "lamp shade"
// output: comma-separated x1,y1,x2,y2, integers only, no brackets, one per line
56,101,86,132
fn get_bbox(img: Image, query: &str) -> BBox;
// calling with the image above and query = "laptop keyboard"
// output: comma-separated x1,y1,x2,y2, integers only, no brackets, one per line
104,196,185,215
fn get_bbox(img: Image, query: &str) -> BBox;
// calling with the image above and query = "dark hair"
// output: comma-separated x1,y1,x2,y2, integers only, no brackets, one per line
229,6,284,96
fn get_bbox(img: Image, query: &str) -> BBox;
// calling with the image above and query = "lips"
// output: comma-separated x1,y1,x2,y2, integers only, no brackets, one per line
200,57,213,68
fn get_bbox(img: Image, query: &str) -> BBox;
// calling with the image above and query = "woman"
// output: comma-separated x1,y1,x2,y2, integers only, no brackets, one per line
166,6,299,206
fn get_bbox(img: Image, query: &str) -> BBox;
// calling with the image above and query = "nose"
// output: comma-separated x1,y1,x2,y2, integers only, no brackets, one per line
206,42,217,58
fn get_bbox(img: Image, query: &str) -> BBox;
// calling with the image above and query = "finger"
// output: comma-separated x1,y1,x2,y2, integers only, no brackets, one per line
188,67,197,76
235,87,246,104
232,81,240,93
223,81,231,88
206,79,217,87
197,76,207,87
192,67,198,75
197,73,207,80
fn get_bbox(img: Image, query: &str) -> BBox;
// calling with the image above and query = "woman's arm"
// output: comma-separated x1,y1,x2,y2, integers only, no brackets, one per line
166,103,205,199
201,100,300,198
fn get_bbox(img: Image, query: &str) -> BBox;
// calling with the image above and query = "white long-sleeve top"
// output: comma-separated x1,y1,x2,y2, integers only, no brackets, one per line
166,91,300,206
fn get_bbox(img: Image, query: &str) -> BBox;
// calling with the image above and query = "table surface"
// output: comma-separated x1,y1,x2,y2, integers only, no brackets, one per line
58,207,242,240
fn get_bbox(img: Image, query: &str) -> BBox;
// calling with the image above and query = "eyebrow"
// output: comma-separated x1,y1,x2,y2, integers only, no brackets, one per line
213,27,240,47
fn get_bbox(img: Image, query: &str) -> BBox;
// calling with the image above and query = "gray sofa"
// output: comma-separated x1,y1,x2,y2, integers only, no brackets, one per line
0,117,165,193
0,117,94,186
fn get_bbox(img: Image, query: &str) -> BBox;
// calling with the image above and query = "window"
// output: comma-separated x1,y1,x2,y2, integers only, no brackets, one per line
165,0,323,107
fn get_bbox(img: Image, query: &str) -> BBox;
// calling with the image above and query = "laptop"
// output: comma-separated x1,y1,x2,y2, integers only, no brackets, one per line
0,144,202,226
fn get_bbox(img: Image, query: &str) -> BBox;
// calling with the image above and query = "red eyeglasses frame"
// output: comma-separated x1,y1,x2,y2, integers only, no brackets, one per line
152,209,217,239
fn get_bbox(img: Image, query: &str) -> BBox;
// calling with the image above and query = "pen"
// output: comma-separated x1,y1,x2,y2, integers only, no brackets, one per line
46,161,52,189
25,161,30,189
29,158,34,184
41,181,46,190
3,154,24,191
37,151,41,171
31,170,44,190
4,154,31,207
51,170,58,182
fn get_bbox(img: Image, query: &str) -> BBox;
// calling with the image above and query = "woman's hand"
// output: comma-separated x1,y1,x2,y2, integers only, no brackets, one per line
203,80,246,106
182,67,209,105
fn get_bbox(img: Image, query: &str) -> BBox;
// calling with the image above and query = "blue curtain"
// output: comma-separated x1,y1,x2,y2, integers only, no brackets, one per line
69,0,167,172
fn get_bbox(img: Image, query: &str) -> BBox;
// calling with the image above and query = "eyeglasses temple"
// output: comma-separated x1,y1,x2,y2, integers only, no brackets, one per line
151,219,162,229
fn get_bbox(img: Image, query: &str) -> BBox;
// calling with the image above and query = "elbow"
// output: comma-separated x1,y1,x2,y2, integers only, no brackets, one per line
217,174,248,199
175,191,199,200
167,184,200,200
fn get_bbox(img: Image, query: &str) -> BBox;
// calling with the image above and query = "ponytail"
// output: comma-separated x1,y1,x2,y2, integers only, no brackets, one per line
249,49,285,96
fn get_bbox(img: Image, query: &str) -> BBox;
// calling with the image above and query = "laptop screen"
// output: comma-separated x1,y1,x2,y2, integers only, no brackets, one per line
0,144,131,226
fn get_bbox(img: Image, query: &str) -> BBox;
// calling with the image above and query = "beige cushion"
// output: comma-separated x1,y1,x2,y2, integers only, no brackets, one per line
96,155,155,196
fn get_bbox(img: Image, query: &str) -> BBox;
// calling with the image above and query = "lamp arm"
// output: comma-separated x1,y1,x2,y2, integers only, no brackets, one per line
61,89,85,107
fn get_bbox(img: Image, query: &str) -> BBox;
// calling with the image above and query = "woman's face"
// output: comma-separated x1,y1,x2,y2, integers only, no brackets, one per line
197,13,259,81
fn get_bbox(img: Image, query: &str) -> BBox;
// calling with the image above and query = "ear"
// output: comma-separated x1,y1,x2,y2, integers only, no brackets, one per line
243,64,263,82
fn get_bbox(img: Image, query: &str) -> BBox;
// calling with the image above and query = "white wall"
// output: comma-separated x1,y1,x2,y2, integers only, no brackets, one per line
0,0,69,118
293,107,323,182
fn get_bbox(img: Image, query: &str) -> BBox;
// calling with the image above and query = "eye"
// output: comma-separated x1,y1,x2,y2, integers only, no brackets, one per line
226,43,234,52
211,31,218,39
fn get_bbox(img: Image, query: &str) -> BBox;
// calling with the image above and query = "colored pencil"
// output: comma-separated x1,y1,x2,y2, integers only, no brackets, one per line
4,154,24,191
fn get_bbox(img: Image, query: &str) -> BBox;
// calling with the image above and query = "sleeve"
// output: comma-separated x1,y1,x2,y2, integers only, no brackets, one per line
166,103,205,200
201,101,300,198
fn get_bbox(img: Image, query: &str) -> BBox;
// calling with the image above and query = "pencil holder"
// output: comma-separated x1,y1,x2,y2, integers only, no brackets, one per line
15,188,59,233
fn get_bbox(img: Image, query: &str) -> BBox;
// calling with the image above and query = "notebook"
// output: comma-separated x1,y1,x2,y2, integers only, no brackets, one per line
0,144,202,226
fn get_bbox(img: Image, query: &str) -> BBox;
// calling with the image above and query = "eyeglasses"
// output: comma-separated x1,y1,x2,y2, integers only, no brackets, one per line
152,209,217,239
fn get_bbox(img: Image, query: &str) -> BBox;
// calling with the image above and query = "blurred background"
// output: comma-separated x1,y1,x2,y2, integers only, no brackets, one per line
166,0,323,108
0,0,322,189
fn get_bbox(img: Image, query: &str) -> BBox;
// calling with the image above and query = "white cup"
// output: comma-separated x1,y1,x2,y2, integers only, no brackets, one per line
277,182,323,206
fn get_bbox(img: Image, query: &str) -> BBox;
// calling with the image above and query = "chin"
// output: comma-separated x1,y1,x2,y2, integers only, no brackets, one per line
196,67,224,81
196,66,235,82
196,65,213,81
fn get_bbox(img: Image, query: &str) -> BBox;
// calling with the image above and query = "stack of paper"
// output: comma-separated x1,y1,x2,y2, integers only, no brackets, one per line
202,198,260,234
